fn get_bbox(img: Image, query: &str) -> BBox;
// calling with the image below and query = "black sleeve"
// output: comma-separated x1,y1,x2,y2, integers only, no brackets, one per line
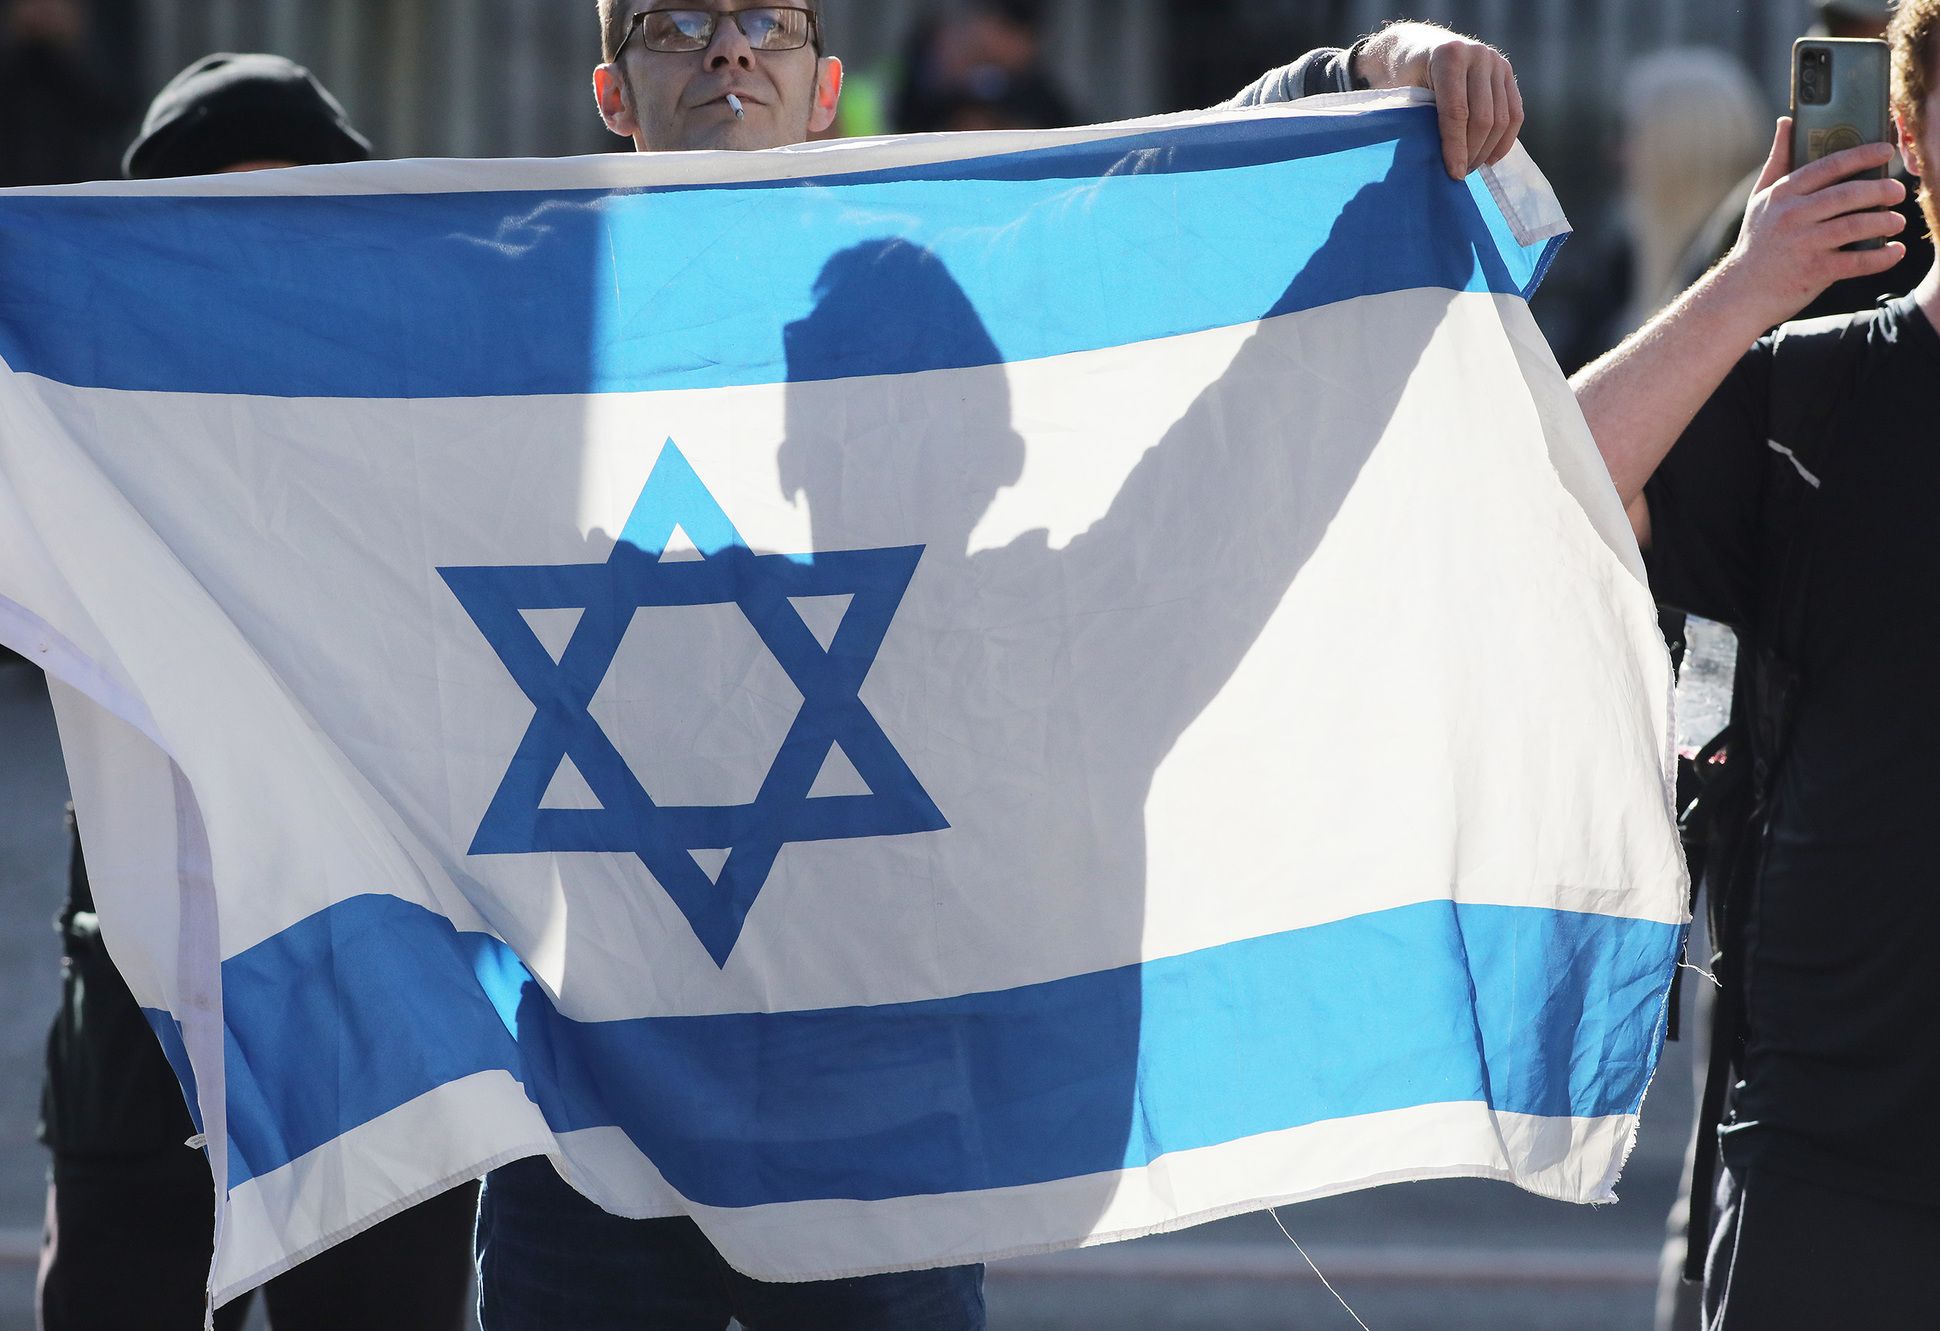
1219,48,1357,109
1640,338,1775,630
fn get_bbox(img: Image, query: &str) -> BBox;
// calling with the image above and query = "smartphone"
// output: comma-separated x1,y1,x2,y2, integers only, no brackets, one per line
1791,37,1892,250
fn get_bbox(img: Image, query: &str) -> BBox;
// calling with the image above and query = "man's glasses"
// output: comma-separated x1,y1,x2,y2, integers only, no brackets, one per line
613,7,817,59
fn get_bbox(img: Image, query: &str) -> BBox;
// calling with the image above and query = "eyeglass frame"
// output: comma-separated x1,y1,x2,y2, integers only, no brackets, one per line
611,5,822,63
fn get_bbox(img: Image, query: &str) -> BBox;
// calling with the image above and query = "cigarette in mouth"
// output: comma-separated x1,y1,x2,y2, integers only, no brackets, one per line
726,94,745,119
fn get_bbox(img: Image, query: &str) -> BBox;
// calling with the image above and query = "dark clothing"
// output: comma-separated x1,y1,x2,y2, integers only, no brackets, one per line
39,1155,477,1331
1701,1162,1940,1329
476,1156,986,1331
0,37,137,187
1220,45,1356,108
38,1150,252,1331
40,823,199,1155
245,1179,478,1330
39,821,478,1326
1643,295,1940,1204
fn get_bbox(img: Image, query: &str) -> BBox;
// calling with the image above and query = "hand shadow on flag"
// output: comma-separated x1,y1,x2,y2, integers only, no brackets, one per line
600,149,1522,1239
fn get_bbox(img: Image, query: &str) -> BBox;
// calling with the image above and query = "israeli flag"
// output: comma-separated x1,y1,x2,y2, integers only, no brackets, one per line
0,91,1685,1303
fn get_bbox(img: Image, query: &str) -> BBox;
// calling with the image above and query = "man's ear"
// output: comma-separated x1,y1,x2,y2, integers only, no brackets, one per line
808,55,844,135
594,63,640,139
1896,109,1926,179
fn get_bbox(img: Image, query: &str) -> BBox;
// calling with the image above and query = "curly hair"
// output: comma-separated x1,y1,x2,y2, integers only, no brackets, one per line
597,1,825,63
1891,0,1940,127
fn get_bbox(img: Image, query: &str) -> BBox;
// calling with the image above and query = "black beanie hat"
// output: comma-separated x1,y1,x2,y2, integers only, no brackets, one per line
124,53,373,180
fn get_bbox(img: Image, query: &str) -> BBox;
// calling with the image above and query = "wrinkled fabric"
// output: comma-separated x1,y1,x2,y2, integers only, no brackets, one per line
0,96,1682,1306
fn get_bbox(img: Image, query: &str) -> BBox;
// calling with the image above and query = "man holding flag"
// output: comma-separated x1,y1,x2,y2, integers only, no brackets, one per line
470,6,1532,1328
0,4,1689,1328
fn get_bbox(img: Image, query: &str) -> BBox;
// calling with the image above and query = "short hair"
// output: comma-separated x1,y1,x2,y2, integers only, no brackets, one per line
1890,0,1940,128
597,1,826,63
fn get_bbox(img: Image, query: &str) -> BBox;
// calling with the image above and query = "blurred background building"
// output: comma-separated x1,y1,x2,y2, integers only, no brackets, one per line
118,0,1822,158
1,0,1832,260
89,0,1833,341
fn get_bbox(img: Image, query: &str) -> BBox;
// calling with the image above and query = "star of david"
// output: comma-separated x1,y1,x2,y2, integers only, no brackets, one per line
439,439,947,967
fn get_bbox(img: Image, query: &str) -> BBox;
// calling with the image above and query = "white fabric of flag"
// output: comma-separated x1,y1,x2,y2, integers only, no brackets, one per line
0,91,1687,1304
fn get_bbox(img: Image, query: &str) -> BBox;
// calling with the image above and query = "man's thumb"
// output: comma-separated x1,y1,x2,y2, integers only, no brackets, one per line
1754,117,1793,193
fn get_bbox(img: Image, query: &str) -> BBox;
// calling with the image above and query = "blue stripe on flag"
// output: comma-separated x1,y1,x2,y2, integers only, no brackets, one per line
141,1007,204,1136
0,109,1557,399
215,893,1676,1202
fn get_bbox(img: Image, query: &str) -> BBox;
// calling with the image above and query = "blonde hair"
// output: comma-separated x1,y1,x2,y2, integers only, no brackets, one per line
1618,49,1767,329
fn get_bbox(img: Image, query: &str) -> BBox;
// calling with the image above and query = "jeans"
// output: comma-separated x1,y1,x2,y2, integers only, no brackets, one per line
475,1155,987,1331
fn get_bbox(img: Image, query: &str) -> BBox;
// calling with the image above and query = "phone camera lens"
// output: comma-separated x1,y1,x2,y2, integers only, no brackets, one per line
1801,51,1831,105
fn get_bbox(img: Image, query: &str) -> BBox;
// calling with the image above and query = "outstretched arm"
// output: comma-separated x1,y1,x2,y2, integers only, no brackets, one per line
1057,144,1481,768
1223,21,1522,180
1572,119,1905,544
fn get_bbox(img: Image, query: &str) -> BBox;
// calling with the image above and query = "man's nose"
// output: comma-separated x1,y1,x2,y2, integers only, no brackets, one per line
704,13,756,70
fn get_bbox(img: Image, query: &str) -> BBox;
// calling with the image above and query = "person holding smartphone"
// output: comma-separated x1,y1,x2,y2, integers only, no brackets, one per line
1575,5,1940,1326
1672,0,1934,321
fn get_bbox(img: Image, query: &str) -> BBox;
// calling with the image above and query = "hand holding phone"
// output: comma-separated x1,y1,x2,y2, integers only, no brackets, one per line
1792,37,1893,250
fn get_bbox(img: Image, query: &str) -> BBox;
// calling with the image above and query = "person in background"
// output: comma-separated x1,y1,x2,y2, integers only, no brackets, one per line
1554,49,1767,373
0,0,138,187
893,0,1079,133
37,55,478,1331
904,62,1075,133
1617,51,1769,337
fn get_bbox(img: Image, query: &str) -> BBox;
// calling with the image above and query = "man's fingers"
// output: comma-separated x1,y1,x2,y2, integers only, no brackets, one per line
1475,66,1519,167
1464,59,1495,171
1434,54,1471,179
1795,175,1908,222
1775,139,1900,198
1829,239,1908,281
1426,41,1520,178
1752,118,1792,194
1437,101,1470,179
1825,206,1908,248
1485,69,1525,166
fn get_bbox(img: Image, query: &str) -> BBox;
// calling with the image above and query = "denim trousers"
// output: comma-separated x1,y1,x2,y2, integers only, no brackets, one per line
475,1155,987,1330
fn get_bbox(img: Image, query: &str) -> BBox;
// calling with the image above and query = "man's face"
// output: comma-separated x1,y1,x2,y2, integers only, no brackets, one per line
595,2,841,153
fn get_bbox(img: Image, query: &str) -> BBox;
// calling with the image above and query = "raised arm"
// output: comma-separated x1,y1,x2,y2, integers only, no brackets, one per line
1572,120,1906,544
1223,21,1522,180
